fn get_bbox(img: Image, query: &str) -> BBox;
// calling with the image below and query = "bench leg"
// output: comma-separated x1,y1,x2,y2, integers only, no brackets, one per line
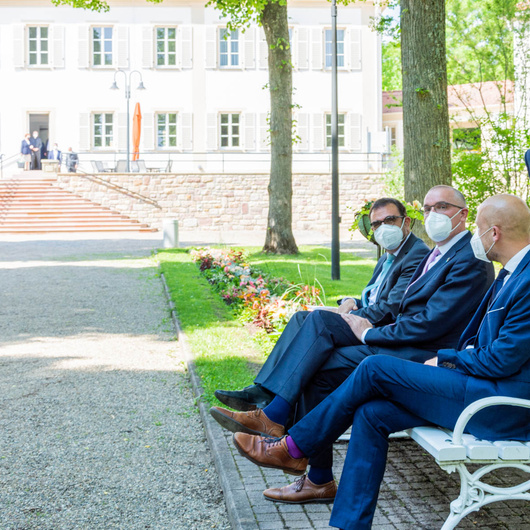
441,463,530,530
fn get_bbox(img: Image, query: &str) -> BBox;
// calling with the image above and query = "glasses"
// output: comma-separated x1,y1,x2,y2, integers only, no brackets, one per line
370,215,404,231
422,201,465,214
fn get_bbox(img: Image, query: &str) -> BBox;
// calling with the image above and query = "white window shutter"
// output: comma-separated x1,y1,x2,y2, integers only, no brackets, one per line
180,26,193,69
79,113,90,150
51,25,65,68
243,27,255,69
142,112,154,151
78,25,89,68
206,113,217,150
181,113,193,150
258,28,268,69
142,26,153,68
118,112,127,150
311,27,323,70
312,113,325,151
349,113,362,151
296,27,309,70
259,113,269,151
205,26,217,69
296,113,309,151
243,113,256,151
116,26,129,68
13,25,25,68
349,27,362,70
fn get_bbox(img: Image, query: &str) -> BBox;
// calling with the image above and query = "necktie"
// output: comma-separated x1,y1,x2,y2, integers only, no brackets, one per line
488,268,509,308
422,248,441,275
362,253,396,306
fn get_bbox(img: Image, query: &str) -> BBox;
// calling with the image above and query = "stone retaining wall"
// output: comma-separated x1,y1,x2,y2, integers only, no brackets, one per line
55,172,384,232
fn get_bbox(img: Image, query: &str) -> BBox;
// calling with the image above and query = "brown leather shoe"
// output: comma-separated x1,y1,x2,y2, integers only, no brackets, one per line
233,433,308,475
263,474,337,504
210,406,285,437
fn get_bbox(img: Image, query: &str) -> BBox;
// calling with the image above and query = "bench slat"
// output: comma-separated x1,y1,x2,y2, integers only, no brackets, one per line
494,441,530,460
461,434,499,460
409,427,466,462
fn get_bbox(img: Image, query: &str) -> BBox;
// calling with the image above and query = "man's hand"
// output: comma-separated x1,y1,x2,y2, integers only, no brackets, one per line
338,298,357,314
424,357,438,366
341,313,372,341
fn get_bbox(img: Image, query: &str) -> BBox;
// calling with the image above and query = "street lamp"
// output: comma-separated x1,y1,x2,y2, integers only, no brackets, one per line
110,69,146,172
331,0,340,280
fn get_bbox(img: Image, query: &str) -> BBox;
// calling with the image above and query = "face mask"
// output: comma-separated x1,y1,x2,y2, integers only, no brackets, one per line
374,219,405,250
470,227,494,262
424,210,462,243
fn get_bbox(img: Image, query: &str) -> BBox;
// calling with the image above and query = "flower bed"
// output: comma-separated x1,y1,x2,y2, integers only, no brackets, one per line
190,247,324,335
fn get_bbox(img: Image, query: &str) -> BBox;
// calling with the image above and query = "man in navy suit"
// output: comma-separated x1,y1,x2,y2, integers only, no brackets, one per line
47,143,61,162
233,194,530,530
211,185,494,503
215,198,430,412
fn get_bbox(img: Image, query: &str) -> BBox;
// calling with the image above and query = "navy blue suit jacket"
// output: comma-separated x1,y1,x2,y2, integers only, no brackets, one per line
48,150,61,160
438,249,530,440
353,233,429,323
365,231,495,352
21,140,31,155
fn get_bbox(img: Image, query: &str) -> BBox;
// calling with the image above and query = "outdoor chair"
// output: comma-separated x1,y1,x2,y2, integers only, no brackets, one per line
115,160,128,172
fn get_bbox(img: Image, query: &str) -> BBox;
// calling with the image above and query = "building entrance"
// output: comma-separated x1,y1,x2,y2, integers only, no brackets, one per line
29,113,49,157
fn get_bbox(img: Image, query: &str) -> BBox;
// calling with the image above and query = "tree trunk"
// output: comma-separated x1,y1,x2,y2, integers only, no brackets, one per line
401,0,451,236
261,0,298,254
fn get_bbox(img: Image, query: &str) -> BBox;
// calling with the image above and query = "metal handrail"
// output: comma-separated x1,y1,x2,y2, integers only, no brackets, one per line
63,168,161,209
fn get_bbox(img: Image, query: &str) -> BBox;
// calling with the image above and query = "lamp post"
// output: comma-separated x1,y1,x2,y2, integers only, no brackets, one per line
110,70,146,172
331,0,340,280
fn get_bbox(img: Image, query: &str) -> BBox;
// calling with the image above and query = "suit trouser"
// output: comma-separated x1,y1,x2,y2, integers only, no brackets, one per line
256,310,363,404
288,355,476,530
31,150,41,170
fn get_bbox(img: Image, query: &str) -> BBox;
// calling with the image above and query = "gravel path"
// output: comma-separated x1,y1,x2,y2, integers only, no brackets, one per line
0,235,230,529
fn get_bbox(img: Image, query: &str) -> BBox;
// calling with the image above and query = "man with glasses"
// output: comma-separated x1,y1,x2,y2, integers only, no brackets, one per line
211,186,494,504
215,198,429,412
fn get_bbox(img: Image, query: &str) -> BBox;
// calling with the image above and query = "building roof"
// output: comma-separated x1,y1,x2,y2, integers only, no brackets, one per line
383,80,514,114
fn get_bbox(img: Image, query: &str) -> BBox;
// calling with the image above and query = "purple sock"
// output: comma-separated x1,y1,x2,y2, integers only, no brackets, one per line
285,435,306,459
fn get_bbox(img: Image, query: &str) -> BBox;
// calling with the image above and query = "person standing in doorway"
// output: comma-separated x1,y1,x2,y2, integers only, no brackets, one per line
29,130,43,170
20,133,32,171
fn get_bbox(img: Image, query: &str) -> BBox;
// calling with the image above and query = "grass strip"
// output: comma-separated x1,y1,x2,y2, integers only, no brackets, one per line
158,247,375,405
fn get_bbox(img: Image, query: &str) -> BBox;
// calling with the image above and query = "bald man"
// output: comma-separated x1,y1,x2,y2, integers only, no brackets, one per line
233,194,530,530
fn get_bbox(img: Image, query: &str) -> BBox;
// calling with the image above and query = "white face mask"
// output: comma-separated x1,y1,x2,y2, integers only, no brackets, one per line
470,227,494,262
374,219,405,250
424,210,463,243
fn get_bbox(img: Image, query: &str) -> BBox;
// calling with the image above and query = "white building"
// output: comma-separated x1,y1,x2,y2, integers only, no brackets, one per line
0,0,384,176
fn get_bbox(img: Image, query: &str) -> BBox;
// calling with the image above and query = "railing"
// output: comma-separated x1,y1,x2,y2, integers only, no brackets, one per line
0,152,22,179
75,151,392,175
64,168,161,209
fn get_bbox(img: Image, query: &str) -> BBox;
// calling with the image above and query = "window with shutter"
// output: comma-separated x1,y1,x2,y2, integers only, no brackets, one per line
156,27,177,67
156,113,178,148
28,26,50,67
92,27,113,67
219,29,239,68
93,113,114,148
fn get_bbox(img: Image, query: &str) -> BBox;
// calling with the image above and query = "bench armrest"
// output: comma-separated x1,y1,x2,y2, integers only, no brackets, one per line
452,396,530,445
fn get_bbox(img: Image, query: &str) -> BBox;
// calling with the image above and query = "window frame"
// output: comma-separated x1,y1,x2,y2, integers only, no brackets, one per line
219,113,241,149
92,112,114,149
156,112,178,149
91,26,114,67
324,28,346,69
155,26,178,68
325,113,346,149
27,25,50,67
219,28,240,68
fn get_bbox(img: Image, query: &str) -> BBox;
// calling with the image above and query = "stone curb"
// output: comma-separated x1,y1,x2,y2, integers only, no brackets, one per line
158,267,257,530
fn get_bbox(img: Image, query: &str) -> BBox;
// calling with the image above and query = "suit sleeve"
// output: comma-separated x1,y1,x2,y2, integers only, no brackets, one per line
438,287,530,379
365,255,491,347
353,254,424,323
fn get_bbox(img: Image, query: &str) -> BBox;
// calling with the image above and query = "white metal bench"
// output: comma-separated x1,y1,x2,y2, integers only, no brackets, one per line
407,396,530,529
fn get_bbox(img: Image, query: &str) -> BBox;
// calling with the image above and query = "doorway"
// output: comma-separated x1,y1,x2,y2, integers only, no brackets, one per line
29,113,49,156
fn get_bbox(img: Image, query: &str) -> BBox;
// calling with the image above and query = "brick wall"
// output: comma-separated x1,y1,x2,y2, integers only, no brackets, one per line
55,172,384,232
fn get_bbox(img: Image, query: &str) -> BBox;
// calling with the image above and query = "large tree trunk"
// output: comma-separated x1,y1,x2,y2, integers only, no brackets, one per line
401,0,451,222
261,0,298,254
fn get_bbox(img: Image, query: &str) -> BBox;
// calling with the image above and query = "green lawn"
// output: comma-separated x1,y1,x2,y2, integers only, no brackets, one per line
157,247,375,405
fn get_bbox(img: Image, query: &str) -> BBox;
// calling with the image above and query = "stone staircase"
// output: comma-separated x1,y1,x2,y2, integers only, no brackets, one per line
0,175,157,233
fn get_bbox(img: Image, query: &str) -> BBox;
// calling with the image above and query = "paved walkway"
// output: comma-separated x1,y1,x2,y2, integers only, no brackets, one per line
0,233,229,529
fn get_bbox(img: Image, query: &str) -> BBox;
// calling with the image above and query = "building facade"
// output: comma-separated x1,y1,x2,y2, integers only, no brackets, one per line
0,0,385,177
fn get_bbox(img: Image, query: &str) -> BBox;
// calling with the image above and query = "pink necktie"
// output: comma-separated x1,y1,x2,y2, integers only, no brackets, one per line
422,248,441,275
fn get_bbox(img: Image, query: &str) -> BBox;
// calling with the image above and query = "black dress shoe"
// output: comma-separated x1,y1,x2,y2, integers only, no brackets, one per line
214,384,274,411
